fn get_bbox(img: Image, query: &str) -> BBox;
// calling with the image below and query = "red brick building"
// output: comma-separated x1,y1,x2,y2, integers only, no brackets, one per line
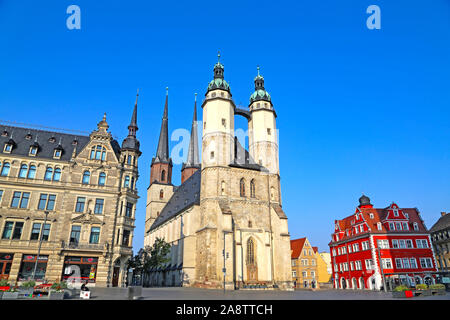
329,195,438,290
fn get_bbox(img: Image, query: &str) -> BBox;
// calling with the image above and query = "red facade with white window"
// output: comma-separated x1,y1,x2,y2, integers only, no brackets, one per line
329,196,438,290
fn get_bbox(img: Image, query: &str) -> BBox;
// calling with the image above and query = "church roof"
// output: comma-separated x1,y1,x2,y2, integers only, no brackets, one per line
229,137,265,171
149,169,201,232
0,125,92,161
182,95,200,170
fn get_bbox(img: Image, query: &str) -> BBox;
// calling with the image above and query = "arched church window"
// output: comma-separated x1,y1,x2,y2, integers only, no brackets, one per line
240,178,246,197
161,170,166,181
160,189,164,199
250,179,256,198
247,238,255,265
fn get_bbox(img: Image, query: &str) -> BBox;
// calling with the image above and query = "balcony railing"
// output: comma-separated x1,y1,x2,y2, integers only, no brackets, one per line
61,241,107,251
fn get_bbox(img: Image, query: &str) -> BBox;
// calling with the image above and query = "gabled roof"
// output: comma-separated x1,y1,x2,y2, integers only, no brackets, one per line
290,237,306,259
332,204,428,243
149,169,201,232
430,213,450,233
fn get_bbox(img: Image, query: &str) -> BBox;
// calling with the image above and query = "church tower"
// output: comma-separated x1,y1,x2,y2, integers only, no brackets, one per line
181,93,201,183
201,53,235,168
144,89,175,244
248,66,279,176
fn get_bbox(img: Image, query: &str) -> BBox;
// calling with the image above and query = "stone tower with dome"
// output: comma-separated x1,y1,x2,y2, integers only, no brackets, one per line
144,54,293,290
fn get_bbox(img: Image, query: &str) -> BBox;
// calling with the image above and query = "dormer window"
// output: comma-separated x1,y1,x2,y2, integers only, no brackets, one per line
4,143,13,153
48,136,56,143
369,213,374,219
393,209,399,217
1,130,7,137
25,133,32,140
90,145,106,161
29,146,38,156
54,149,62,159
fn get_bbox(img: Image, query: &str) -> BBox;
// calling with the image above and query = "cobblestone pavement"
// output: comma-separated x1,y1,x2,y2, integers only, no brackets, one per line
70,287,450,300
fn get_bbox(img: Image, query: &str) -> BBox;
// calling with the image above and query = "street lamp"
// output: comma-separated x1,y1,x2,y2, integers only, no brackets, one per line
31,211,49,281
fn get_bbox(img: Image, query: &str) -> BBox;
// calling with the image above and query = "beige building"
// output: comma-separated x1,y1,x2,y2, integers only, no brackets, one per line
144,58,293,290
290,237,320,289
317,251,332,284
0,96,140,287
430,212,450,272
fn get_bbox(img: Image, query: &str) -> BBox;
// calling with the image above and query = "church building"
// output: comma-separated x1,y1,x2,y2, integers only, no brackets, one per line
144,55,293,290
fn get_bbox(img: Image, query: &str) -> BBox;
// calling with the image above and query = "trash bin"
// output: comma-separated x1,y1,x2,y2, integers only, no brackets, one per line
128,286,142,300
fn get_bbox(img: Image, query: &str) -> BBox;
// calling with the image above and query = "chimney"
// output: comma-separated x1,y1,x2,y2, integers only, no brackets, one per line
441,212,447,217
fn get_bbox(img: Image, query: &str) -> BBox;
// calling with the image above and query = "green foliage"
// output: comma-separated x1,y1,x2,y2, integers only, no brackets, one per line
51,282,68,291
393,285,409,292
416,284,428,290
429,284,445,290
0,278,9,286
146,237,171,269
21,280,36,288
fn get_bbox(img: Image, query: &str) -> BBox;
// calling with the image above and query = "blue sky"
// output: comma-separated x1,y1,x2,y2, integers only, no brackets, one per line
0,0,449,253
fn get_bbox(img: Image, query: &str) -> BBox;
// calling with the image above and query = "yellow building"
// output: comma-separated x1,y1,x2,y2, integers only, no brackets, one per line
316,251,332,284
0,96,140,287
290,237,319,289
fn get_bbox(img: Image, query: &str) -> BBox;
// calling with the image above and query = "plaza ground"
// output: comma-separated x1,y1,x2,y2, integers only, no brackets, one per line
69,287,450,300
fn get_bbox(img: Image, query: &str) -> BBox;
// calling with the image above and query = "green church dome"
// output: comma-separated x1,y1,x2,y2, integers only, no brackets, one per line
249,66,272,105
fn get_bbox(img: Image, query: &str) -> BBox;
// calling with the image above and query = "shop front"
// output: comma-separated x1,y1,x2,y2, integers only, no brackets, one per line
18,254,48,281
62,256,98,284
0,253,13,280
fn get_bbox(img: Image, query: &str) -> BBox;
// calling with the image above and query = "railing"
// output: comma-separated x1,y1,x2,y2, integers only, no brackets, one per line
118,215,135,226
61,241,107,251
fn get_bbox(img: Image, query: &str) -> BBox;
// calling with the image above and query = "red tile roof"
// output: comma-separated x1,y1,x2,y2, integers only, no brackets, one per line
290,238,306,259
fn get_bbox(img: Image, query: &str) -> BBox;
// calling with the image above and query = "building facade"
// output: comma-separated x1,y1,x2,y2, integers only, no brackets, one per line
290,238,319,289
316,251,332,284
144,57,293,290
0,95,140,287
429,212,450,272
329,195,438,290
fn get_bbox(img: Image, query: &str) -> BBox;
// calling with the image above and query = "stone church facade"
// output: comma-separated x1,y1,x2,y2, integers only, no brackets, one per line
0,94,141,287
144,57,293,290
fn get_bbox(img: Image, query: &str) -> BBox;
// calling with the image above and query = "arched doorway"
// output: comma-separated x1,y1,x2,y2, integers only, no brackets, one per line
341,277,347,289
352,278,357,289
415,276,423,285
112,259,121,287
246,238,258,282
359,277,364,289
424,275,434,285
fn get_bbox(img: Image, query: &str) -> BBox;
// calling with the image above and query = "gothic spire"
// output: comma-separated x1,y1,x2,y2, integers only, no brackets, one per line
121,90,140,153
184,93,200,168
155,87,170,162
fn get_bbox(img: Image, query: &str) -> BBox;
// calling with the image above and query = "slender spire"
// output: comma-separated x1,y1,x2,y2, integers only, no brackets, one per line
155,88,170,162
128,89,139,136
184,93,200,168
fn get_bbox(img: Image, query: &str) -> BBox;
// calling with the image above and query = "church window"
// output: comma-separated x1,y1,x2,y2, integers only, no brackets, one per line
212,92,216,98
221,181,226,195
222,118,226,127
270,187,275,201
250,179,256,198
160,189,164,199
161,170,166,181
210,151,214,159
220,92,224,97
248,221,252,228
240,178,246,197
246,238,255,265
267,128,271,135
82,170,90,184
204,122,206,129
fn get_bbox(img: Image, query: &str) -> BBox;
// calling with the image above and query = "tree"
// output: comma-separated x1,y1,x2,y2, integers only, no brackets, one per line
145,237,171,270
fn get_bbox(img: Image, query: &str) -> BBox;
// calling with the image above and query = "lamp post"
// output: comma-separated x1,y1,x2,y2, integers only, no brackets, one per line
377,246,387,292
31,211,49,281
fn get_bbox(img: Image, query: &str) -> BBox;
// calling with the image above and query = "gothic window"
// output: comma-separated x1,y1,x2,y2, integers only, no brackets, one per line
44,167,53,181
131,177,135,189
247,238,255,265
270,186,275,201
250,179,256,198
98,172,106,186
240,178,245,197
248,220,252,228
161,170,166,181
160,189,164,199
127,155,132,165
82,170,90,184
18,164,28,178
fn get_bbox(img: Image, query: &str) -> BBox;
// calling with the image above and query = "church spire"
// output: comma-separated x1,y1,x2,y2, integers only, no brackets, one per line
155,87,170,162
181,93,200,183
150,88,172,185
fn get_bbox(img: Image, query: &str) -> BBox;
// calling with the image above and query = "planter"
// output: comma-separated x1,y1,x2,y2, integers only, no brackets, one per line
48,291,65,300
2,292,19,300
415,289,432,297
392,291,412,298
17,288,34,299
431,289,446,296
